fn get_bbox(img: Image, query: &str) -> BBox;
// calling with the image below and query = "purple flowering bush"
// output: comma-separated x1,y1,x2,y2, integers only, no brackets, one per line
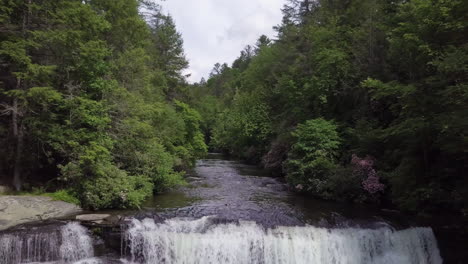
351,154,385,194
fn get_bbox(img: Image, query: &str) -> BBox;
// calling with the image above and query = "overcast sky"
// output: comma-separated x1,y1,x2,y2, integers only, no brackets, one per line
159,0,286,83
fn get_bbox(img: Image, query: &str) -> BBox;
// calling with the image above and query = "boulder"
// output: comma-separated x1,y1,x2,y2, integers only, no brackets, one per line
0,196,82,231
75,214,124,227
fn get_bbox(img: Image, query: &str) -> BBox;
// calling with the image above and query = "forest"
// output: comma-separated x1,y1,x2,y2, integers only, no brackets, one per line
0,0,467,217
189,0,467,215
0,0,207,209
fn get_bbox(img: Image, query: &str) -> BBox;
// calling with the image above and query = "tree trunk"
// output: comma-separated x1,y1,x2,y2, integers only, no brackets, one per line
12,97,18,137
11,0,31,191
11,79,24,190
13,123,24,191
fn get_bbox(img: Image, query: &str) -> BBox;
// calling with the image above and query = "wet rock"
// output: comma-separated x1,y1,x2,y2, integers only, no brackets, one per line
75,214,126,228
98,226,124,253
74,215,124,253
133,211,164,223
0,196,82,231
76,214,112,222
104,214,122,225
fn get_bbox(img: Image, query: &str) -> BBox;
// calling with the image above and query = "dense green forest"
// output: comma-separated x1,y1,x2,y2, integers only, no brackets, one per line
0,0,466,215
189,0,467,214
0,0,207,209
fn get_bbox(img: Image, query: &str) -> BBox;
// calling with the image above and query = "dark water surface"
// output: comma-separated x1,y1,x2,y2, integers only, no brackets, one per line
143,153,413,229
0,153,447,264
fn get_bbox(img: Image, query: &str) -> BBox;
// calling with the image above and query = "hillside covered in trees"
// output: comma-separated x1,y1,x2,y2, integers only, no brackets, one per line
0,0,466,217
0,0,207,209
189,0,467,215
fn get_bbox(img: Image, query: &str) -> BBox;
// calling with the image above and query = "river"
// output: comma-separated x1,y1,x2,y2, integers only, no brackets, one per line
0,153,444,264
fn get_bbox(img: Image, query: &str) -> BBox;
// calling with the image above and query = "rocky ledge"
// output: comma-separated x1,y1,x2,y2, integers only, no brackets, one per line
0,195,82,231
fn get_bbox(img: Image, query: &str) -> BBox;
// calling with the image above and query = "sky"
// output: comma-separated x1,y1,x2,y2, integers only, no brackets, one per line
159,0,286,83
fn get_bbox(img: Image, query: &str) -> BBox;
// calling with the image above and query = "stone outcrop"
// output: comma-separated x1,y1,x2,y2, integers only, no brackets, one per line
0,195,82,231
75,214,123,226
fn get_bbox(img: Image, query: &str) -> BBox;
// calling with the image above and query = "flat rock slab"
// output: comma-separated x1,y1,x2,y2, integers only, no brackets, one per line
76,214,111,222
0,195,82,231
75,214,124,227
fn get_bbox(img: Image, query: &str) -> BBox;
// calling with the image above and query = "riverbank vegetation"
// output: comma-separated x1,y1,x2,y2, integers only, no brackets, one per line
190,0,467,215
0,0,466,215
0,0,206,209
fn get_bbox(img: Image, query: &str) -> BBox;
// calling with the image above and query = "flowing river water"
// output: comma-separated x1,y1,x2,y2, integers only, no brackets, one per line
0,153,444,264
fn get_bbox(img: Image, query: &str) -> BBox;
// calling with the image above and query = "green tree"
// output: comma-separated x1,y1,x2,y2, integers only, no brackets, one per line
284,118,340,197
197,0,467,214
0,0,207,210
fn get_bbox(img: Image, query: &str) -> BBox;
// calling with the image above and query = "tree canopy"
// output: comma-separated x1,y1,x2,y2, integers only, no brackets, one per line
189,0,468,214
0,0,206,209
1,0,466,215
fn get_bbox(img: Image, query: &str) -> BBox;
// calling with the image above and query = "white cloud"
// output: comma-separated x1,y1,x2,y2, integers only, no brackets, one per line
159,0,286,83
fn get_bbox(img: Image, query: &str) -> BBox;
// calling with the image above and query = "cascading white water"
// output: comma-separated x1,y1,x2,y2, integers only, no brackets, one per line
59,223,95,263
0,222,94,264
124,216,442,264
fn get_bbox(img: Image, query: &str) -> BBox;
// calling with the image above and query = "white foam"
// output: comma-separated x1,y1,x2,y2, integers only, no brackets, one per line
0,222,94,264
60,222,94,263
124,216,443,264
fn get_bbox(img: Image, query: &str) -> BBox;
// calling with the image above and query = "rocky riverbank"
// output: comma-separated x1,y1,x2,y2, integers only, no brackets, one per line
0,195,82,231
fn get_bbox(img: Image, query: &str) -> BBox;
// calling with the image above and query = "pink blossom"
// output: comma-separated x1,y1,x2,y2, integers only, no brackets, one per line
351,154,385,194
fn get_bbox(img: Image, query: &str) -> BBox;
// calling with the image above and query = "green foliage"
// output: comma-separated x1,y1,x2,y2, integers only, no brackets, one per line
326,167,366,203
173,100,208,164
195,0,467,214
284,119,341,197
211,91,272,161
46,190,80,205
0,0,206,210
2,188,80,205
78,161,153,210
289,119,340,159
0,0,466,215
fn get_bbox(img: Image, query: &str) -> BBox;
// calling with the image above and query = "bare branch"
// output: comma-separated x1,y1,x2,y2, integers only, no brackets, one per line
0,103,14,116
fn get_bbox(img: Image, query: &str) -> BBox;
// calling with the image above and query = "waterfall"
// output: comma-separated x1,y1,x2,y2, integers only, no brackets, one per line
0,222,94,264
123,216,442,264
59,223,95,263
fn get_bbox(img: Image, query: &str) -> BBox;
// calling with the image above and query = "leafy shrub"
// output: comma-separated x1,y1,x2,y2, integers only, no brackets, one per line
6,187,80,205
174,100,208,165
210,91,272,160
284,118,341,197
59,142,154,210
46,190,80,205
141,142,186,193
152,170,186,193
78,162,153,210
326,167,366,202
